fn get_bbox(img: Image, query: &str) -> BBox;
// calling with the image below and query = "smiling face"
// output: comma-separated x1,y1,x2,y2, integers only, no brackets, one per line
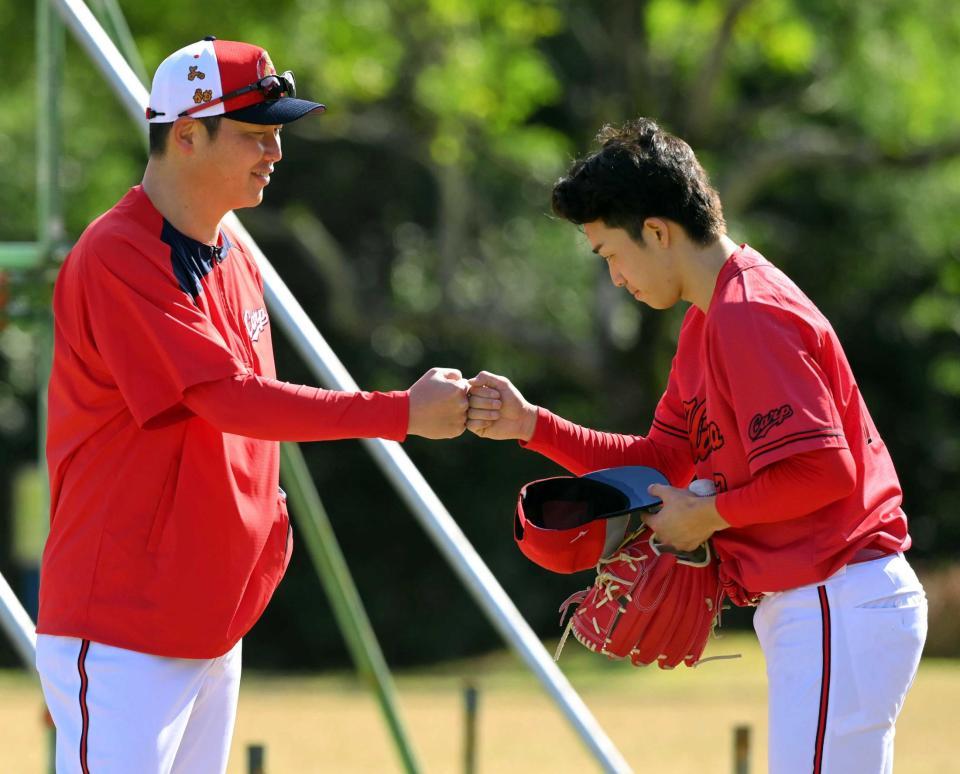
583,219,682,309
187,117,283,211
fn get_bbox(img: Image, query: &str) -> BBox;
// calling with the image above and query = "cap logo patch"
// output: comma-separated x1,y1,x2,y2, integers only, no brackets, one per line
257,51,277,79
192,88,213,105
187,66,205,81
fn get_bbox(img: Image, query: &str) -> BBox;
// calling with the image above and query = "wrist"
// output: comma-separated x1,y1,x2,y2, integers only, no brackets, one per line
399,389,412,441
520,403,539,442
700,496,729,531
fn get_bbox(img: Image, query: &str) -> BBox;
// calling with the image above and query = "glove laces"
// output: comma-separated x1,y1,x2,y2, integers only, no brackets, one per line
553,546,653,661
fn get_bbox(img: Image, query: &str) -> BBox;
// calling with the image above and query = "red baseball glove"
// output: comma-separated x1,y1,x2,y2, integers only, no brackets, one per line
555,525,724,668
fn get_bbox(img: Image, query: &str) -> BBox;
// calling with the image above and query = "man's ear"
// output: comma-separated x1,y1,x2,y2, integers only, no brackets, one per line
169,117,201,155
644,217,671,248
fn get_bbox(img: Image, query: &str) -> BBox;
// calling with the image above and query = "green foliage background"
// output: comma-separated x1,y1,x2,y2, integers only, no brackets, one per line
1,0,959,668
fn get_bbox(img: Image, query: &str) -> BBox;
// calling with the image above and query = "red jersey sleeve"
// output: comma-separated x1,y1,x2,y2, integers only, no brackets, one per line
80,243,247,427
521,408,693,485
707,301,847,475
716,447,857,527
182,375,409,442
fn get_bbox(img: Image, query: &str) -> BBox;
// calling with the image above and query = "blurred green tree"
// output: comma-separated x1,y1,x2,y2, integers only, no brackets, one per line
1,0,958,667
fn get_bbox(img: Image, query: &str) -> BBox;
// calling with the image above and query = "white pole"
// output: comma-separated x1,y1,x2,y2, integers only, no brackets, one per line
0,572,37,670
53,0,148,123
48,3,634,770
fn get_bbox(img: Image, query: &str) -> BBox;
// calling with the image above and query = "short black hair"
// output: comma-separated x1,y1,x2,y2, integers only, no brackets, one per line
552,118,726,245
148,116,225,157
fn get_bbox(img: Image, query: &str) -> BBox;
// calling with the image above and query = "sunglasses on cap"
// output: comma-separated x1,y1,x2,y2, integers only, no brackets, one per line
178,70,297,118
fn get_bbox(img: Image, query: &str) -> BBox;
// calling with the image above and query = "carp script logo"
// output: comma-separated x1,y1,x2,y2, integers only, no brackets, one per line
244,308,269,343
683,397,724,463
749,404,794,441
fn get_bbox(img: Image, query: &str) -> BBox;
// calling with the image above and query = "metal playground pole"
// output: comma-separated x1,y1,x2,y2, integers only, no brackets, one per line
0,572,37,671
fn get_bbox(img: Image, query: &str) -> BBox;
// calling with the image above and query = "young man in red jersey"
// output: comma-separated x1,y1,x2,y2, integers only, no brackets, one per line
38,37,469,773
466,118,927,774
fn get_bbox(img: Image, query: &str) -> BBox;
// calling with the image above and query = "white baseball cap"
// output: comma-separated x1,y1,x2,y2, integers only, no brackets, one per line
146,36,325,125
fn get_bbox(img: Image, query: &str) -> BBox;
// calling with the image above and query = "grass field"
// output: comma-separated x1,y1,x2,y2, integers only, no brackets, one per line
0,632,954,773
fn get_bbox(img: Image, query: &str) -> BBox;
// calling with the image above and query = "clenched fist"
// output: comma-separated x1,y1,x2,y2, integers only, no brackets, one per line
466,371,538,441
407,367,470,439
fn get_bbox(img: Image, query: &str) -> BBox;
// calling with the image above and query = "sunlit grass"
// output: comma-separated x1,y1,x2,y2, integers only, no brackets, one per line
1,633,953,772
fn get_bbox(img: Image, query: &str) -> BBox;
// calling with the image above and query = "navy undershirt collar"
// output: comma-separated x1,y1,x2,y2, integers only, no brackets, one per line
161,220,233,303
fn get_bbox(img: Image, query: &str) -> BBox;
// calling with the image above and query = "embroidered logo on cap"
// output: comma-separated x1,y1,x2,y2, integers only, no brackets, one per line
187,66,205,81
257,51,277,79
193,88,213,104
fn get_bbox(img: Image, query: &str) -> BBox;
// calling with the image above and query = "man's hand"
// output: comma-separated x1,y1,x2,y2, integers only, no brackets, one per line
642,484,729,552
407,367,470,439
465,371,538,441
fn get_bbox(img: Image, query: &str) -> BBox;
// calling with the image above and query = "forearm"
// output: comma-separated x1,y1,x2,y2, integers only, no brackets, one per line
521,407,694,484
717,447,857,527
183,374,409,442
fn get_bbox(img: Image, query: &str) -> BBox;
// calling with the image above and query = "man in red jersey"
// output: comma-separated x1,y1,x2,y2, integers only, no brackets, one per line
466,118,927,774
37,37,470,774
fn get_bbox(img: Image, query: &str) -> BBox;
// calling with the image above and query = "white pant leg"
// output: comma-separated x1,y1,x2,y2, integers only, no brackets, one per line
36,635,241,774
171,641,242,774
754,554,927,774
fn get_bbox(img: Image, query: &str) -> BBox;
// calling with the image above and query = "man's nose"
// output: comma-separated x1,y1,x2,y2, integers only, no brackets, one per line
608,262,624,287
264,133,282,163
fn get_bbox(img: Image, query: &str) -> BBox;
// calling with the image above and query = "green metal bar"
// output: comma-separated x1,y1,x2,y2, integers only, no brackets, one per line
35,317,54,552
38,6,62,774
0,243,41,269
37,0,62,545
37,0,64,261
279,443,421,774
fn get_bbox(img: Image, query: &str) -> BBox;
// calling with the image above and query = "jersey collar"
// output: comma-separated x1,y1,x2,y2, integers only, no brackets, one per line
714,244,767,291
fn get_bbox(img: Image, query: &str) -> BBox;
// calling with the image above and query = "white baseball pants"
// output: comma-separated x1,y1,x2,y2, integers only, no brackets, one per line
36,635,241,774
754,553,927,774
